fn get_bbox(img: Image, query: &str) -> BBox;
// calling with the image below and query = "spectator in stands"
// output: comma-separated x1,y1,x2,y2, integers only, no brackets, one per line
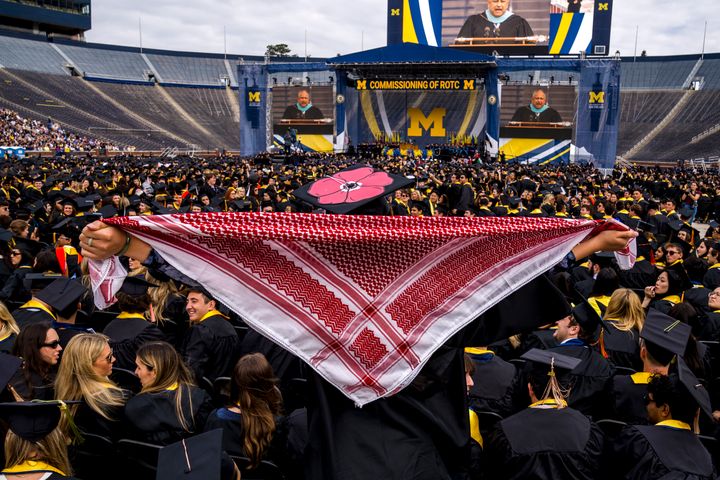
126,341,213,444
457,0,534,41
282,89,324,120
511,89,563,123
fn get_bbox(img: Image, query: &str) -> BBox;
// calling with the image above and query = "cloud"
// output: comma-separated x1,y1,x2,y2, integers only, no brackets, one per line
86,0,720,57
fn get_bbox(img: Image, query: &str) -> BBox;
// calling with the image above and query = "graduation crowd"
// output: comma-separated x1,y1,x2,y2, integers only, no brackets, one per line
0,150,719,479
0,109,119,154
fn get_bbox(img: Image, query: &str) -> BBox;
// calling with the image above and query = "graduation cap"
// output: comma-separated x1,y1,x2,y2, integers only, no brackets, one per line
709,220,719,230
678,206,694,220
640,309,691,358
97,204,118,219
13,236,47,257
571,298,609,339
520,348,582,371
665,261,693,291
589,251,616,268
0,401,79,442
119,275,153,296
156,429,223,480
292,164,413,215
34,278,87,312
676,356,713,418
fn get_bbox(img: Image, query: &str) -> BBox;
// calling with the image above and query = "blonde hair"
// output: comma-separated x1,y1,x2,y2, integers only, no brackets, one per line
603,288,645,332
0,301,19,337
4,428,72,476
137,342,196,432
145,271,180,323
55,334,126,423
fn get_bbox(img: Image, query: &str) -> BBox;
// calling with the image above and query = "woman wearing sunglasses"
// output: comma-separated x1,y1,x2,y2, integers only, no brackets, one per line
9,321,61,400
55,333,130,440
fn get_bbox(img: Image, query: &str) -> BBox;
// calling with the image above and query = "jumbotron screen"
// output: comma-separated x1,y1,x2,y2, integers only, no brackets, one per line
387,0,613,56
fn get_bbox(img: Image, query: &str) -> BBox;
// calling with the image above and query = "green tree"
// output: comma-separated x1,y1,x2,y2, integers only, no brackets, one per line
265,44,294,57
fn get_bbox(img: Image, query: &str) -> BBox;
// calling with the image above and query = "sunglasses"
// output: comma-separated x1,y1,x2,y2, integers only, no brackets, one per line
104,350,114,363
41,340,61,349
11,251,20,256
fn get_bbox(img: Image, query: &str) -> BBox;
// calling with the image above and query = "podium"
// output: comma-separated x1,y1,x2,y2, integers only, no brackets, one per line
499,122,573,165
450,36,548,55
274,119,335,153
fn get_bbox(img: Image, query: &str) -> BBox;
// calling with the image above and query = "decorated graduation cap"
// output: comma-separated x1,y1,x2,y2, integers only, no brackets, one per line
119,275,153,296
292,164,413,214
35,278,87,313
641,309,691,363
676,356,713,418
0,401,79,442
156,429,224,480
521,348,582,406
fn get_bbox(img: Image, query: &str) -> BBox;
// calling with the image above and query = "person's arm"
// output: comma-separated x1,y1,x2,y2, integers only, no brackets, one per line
80,221,151,261
570,229,637,260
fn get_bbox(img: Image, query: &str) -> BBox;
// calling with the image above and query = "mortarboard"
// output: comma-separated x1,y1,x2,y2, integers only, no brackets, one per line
119,275,153,296
676,356,713,418
34,278,87,312
13,236,47,257
678,206,694,219
156,429,224,480
520,348,582,371
97,205,118,219
0,401,78,442
640,309,691,357
22,272,63,291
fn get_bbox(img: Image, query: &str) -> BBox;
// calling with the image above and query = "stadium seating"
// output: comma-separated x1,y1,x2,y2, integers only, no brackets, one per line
617,90,686,155
696,57,720,89
56,42,150,81
0,33,68,75
620,58,697,89
145,53,233,86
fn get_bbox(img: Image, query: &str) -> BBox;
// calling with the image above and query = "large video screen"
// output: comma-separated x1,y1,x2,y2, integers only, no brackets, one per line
270,86,335,152
387,0,612,56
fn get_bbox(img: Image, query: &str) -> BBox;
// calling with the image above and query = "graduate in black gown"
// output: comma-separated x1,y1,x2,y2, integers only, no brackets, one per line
610,365,715,479
465,346,520,417
103,276,166,371
0,402,80,479
125,341,213,445
180,287,240,383
612,310,690,425
457,0,534,40
11,273,63,328
486,349,605,480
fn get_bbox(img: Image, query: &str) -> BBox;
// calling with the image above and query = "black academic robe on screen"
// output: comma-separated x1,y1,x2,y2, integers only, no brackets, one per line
611,372,651,425
181,314,240,383
124,385,213,445
458,12,534,39
485,406,605,480
511,106,563,123
103,315,166,371
610,424,715,479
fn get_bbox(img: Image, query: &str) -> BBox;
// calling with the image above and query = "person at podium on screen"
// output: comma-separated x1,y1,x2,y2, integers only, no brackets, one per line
511,89,563,123
282,89,324,120
457,0,534,40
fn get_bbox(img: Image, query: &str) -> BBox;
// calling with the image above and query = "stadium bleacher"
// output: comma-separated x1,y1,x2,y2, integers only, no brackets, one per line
620,57,698,89
0,33,68,75
145,53,235,86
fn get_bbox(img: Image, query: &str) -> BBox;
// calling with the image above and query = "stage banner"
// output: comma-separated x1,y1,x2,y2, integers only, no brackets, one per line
355,89,485,147
238,64,268,157
576,59,620,169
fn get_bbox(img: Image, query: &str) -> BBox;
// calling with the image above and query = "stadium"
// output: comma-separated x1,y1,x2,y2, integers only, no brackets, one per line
1,1,720,480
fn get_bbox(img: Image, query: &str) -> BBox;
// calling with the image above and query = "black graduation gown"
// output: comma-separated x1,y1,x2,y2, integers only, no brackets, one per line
73,389,131,441
610,424,715,479
103,315,167,371
485,406,605,480
304,275,572,480
458,12,533,39
550,342,614,419
600,324,642,371
54,322,95,349
612,373,651,425
0,332,16,354
124,385,213,445
204,407,245,456
574,278,594,299
511,105,563,123
9,368,55,400
697,311,720,342
0,265,32,303
467,351,519,417
703,266,720,290
181,314,240,382
282,104,324,120
684,286,710,315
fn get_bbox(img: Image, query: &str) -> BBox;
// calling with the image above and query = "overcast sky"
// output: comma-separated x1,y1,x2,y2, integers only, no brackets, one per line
85,0,720,58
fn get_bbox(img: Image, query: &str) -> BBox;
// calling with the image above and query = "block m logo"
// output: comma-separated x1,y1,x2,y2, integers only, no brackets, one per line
356,79,368,90
248,91,261,103
589,91,605,104
598,3,609,11
390,8,400,15
407,108,446,137
463,79,475,90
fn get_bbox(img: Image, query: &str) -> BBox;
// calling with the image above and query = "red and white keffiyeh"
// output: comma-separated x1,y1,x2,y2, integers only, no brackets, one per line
90,213,617,406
